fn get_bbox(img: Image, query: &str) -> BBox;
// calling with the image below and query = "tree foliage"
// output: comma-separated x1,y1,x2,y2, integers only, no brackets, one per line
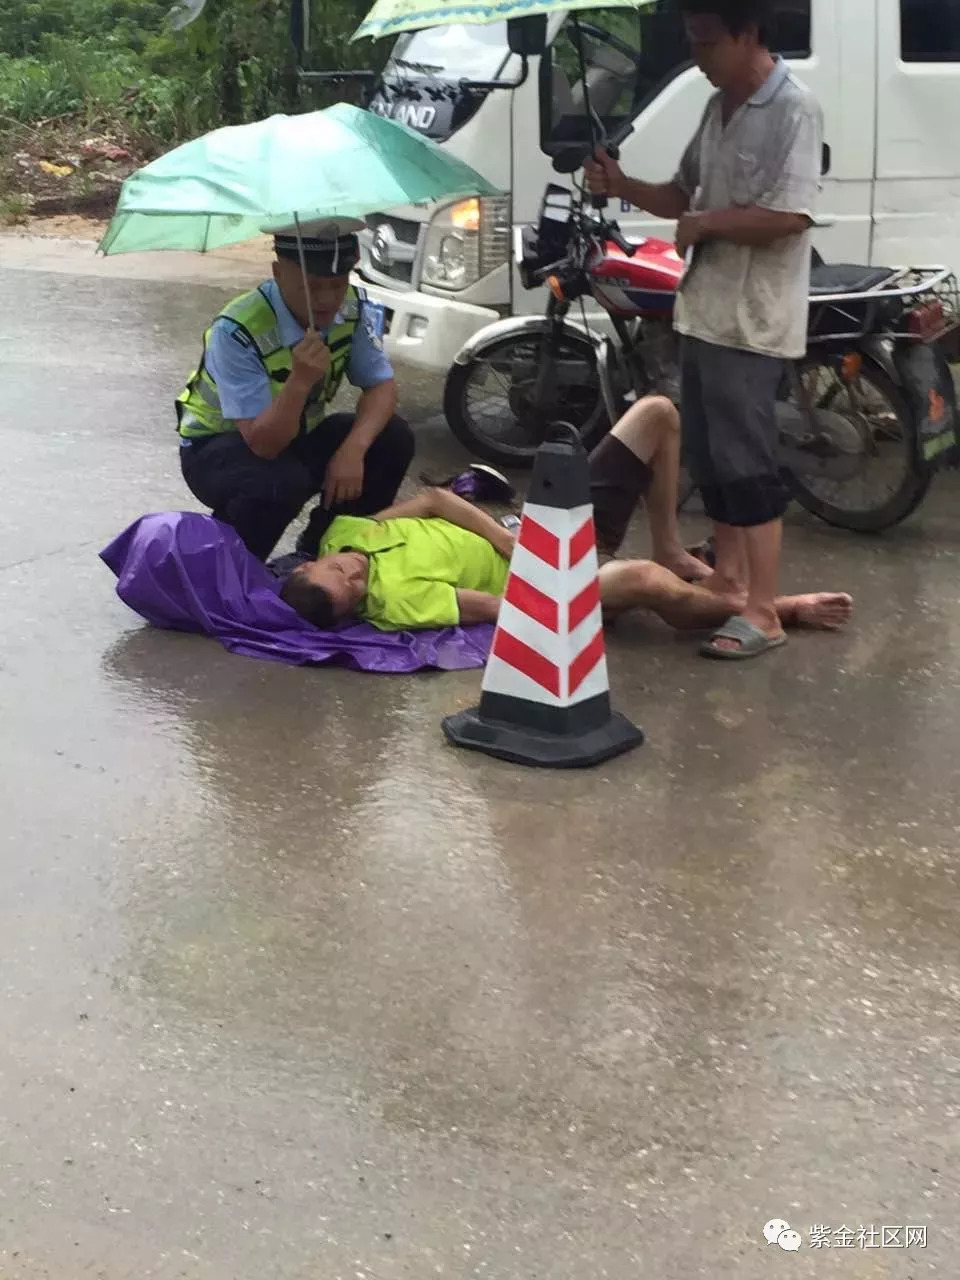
0,0,388,148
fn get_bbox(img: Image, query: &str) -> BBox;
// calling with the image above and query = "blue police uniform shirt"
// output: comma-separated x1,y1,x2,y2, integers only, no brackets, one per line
203,278,394,423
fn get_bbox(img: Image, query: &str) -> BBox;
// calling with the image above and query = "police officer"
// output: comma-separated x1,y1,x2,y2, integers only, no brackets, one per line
176,219,415,562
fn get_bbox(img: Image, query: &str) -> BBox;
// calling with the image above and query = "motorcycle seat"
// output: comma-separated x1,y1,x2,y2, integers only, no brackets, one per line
809,263,898,296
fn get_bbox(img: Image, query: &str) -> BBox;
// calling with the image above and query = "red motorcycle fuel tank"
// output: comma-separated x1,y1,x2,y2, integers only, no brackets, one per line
589,236,685,318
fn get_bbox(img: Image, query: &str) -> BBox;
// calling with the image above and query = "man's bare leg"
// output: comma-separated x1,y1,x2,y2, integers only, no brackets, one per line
707,517,785,652
599,558,852,634
605,397,711,581
600,558,741,629
743,516,785,636
707,522,749,598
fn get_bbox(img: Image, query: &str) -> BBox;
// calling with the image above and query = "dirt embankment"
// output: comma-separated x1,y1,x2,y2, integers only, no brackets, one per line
0,117,142,235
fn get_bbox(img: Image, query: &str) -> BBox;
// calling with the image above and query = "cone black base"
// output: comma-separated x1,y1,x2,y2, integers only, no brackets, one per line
442,706,644,770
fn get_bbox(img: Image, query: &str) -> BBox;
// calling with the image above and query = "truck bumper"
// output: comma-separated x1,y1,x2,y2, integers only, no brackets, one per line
353,275,502,373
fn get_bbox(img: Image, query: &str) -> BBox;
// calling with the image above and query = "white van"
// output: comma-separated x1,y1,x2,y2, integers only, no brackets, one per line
352,0,960,373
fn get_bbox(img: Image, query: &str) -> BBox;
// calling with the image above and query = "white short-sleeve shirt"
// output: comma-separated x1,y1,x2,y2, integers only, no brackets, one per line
673,57,824,359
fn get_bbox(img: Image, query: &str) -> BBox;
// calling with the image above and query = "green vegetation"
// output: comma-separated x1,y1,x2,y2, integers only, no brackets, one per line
0,0,384,151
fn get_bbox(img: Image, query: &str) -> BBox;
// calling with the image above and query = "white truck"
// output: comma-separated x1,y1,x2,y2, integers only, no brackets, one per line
351,0,960,374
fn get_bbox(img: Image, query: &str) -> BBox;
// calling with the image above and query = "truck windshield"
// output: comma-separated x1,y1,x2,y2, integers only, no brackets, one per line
390,22,511,83
541,5,689,154
368,23,511,140
540,2,810,157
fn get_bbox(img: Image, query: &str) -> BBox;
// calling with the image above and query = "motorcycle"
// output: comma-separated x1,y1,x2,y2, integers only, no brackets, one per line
444,182,960,533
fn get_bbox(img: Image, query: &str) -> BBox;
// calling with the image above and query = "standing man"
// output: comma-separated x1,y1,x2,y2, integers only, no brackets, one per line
176,220,415,562
585,0,823,659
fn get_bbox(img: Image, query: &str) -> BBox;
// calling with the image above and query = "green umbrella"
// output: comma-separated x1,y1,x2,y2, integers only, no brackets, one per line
353,0,643,42
99,102,500,257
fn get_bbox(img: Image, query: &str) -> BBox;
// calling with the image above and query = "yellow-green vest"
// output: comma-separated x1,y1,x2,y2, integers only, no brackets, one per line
175,285,361,440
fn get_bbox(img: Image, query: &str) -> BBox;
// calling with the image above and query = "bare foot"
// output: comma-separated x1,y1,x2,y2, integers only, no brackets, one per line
777,592,854,631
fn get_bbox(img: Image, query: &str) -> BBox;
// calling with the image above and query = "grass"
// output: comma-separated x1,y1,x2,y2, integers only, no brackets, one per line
0,0,389,220
0,40,205,150
0,190,34,224
0,35,223,217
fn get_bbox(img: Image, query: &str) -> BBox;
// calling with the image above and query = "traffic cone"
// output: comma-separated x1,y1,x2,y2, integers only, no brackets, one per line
442,425,645,769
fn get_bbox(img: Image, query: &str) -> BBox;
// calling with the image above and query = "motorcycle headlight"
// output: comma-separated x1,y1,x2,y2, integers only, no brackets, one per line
422,196,511,292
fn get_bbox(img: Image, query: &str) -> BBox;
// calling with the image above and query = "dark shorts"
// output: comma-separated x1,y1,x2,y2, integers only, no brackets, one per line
589,431,654,557
680,335,789,527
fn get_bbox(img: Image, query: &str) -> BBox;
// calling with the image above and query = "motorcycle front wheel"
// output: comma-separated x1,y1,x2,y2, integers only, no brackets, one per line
444,327,610,469
784,356,932,533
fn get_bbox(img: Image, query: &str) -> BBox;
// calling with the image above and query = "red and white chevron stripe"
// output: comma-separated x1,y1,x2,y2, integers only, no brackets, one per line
482,500,609,708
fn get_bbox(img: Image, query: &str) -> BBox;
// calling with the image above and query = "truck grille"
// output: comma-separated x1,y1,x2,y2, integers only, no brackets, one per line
359,213,421,289
479,197,512,277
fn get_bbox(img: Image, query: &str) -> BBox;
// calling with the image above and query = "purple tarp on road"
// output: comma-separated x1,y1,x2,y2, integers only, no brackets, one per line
100,513,494,674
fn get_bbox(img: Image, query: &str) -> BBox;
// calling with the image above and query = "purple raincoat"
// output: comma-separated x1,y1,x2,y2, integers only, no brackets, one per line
100,513,494,674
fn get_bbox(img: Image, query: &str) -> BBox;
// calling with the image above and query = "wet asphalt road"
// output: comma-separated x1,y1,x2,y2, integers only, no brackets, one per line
2,236,960,1279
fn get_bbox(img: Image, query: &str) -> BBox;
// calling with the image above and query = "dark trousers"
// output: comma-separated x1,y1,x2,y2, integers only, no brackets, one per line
680,336,790,527
180,413,415,561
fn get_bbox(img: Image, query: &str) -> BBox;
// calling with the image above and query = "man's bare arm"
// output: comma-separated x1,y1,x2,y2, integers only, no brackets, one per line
584,148,690,220
619,178,691,221
236,332,332,460
236,377,313,459
370,493,434,521
426,489,516,559
686,206,811,249
456,590,502,625
374,488,516,560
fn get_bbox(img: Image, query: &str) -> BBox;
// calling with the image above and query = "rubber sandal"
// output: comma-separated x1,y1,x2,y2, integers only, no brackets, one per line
700,615,788,661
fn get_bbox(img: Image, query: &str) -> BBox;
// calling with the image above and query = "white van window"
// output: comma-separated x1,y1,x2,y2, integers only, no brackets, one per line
539,2,811,156
901,0,960,61
774,2,813,57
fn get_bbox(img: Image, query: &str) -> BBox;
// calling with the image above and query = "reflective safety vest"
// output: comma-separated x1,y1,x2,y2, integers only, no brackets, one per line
175,284,362,439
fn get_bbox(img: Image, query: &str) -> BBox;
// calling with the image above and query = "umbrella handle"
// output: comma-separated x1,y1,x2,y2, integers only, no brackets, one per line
293,213,317,332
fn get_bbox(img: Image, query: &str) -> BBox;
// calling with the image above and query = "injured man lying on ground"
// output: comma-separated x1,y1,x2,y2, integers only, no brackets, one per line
280,396,854,647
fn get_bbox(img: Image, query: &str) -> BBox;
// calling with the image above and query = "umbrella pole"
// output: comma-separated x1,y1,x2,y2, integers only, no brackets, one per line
294,213,316,331
571,14,605,210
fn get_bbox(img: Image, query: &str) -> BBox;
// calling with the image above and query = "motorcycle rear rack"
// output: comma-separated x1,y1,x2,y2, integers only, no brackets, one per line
807,266,960,346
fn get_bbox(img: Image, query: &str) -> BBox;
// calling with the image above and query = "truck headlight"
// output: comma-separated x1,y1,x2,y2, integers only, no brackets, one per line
422,197,511,291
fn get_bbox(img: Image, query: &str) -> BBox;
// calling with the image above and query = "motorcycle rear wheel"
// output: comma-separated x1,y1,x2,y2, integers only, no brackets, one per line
784,357,932,533
444,328,610,469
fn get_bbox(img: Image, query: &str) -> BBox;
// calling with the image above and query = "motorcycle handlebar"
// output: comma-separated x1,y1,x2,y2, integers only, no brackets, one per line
606,224,638,258
527,198,638,288
580,212,638,259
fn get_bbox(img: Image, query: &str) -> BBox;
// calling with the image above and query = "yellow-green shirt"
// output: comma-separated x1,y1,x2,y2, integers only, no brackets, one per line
318,515,510,631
